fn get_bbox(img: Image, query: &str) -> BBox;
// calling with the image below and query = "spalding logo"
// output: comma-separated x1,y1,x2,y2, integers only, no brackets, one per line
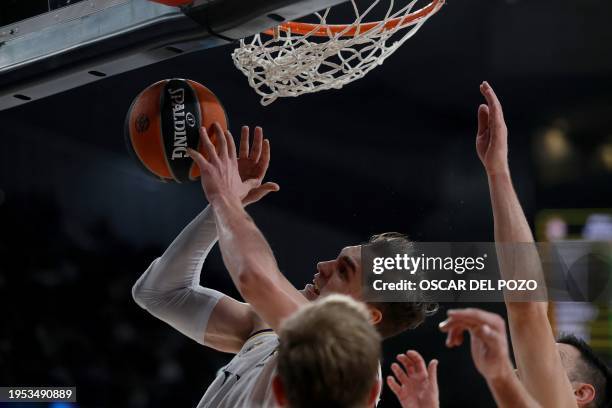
167,87,189,160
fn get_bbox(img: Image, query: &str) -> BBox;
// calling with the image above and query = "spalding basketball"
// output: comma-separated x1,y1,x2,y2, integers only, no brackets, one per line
125,78,228,183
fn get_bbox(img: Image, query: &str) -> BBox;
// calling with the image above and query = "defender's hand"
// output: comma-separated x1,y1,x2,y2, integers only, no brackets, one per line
188,123,258,206
237,126,279,206
439,308,514,383
387,350,439,408
476,82,509,176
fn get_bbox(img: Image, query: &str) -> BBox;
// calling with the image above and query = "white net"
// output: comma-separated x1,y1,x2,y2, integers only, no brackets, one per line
232,0,445,105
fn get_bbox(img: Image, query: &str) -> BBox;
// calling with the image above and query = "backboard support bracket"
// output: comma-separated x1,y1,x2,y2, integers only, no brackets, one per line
0,0,346,111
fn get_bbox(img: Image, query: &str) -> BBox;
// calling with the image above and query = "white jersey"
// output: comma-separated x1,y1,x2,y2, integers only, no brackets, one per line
197,328,383,408
131,207,382,407
198,329,279,408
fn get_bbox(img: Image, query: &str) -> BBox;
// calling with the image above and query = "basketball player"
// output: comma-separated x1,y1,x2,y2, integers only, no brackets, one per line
132,124,435,406
442,82,611,407
272,294,382,408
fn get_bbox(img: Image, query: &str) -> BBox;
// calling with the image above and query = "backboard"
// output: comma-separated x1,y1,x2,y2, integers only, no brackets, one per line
0,0,346,111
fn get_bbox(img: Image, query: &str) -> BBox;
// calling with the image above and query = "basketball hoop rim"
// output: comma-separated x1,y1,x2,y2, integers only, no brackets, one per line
262,0,445,37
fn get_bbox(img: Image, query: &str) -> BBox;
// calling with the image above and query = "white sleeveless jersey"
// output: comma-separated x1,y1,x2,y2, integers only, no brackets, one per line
198,329,279,408
197,329,383,408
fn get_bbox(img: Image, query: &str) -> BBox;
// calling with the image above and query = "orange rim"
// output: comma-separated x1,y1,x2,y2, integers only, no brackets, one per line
263,0,444,37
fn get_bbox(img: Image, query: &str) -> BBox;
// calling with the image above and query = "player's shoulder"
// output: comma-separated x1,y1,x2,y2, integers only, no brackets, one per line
238,328,278,355
236,329,278,357
219,328,278,376
247,328,276,339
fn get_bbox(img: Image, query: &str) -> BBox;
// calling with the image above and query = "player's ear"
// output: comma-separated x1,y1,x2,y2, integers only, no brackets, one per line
272,374,288,406
367,378,381,407
573,382,596,405
368,306,382,326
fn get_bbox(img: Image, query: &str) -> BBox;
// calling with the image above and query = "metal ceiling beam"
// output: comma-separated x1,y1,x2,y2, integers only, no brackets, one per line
0,0,345,111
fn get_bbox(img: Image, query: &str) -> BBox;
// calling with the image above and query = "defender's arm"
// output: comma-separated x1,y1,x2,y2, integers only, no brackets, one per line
477,82,576,407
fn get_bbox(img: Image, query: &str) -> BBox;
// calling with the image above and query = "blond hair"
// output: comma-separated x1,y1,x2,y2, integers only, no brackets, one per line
277,294,381,408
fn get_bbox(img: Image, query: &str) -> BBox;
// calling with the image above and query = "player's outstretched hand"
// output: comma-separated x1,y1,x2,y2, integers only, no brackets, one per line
439,308,514,383
188,123,269,206
387,350,439,408
476,81,509,176
237,126,279,206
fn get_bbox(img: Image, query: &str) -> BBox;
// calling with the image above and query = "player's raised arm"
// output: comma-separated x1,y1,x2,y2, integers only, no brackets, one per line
476,82,576,407
132,126,279,353
440,308,541,408
188,123,308,332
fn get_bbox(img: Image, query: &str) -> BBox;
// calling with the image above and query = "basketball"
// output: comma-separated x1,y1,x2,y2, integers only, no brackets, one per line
125,78,228,183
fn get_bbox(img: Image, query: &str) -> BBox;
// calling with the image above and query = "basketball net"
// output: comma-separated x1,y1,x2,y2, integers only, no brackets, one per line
232,0,445,106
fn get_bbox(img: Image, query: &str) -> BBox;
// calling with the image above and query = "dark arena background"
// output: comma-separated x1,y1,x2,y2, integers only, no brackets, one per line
1,0,612,407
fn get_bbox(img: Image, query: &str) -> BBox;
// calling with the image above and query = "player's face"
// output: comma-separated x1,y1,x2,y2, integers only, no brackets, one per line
304,246,363,301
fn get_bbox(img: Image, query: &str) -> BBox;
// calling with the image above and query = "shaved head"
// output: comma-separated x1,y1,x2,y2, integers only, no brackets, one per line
557,335,612,408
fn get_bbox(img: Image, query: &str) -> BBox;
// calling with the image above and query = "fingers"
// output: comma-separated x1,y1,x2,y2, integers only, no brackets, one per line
480,81,504,120
447,308,506,332
391,362,410,385
445,325,467,348
477,104,489,136
224,128,237,160
239,126,249,159
186,148,213,174
394,350,434,386
439,316,473,333
476,131,490,154
212,122,228,160
471,323,505,348
428,359,439,389
439,317,469,347
239,125,265,163
440,308,507,350
186,148,206,168
404,350,427,378
243,183,280,205
386,375,402,396
258,139,271,175
250,127,263,161
387,352,439,402
260,182,280,193
397,354,416,378
472,324,493,340
198,127,220,166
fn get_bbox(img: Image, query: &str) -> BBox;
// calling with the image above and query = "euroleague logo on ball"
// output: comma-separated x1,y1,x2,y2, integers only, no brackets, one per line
135,113,150,133
186,112,196,128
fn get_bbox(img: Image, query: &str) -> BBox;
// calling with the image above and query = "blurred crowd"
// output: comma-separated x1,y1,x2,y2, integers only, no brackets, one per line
0,193,228,408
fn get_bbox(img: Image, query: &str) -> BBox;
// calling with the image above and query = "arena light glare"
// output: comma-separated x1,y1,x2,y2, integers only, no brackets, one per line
542,127,571,161
599,143,612,171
